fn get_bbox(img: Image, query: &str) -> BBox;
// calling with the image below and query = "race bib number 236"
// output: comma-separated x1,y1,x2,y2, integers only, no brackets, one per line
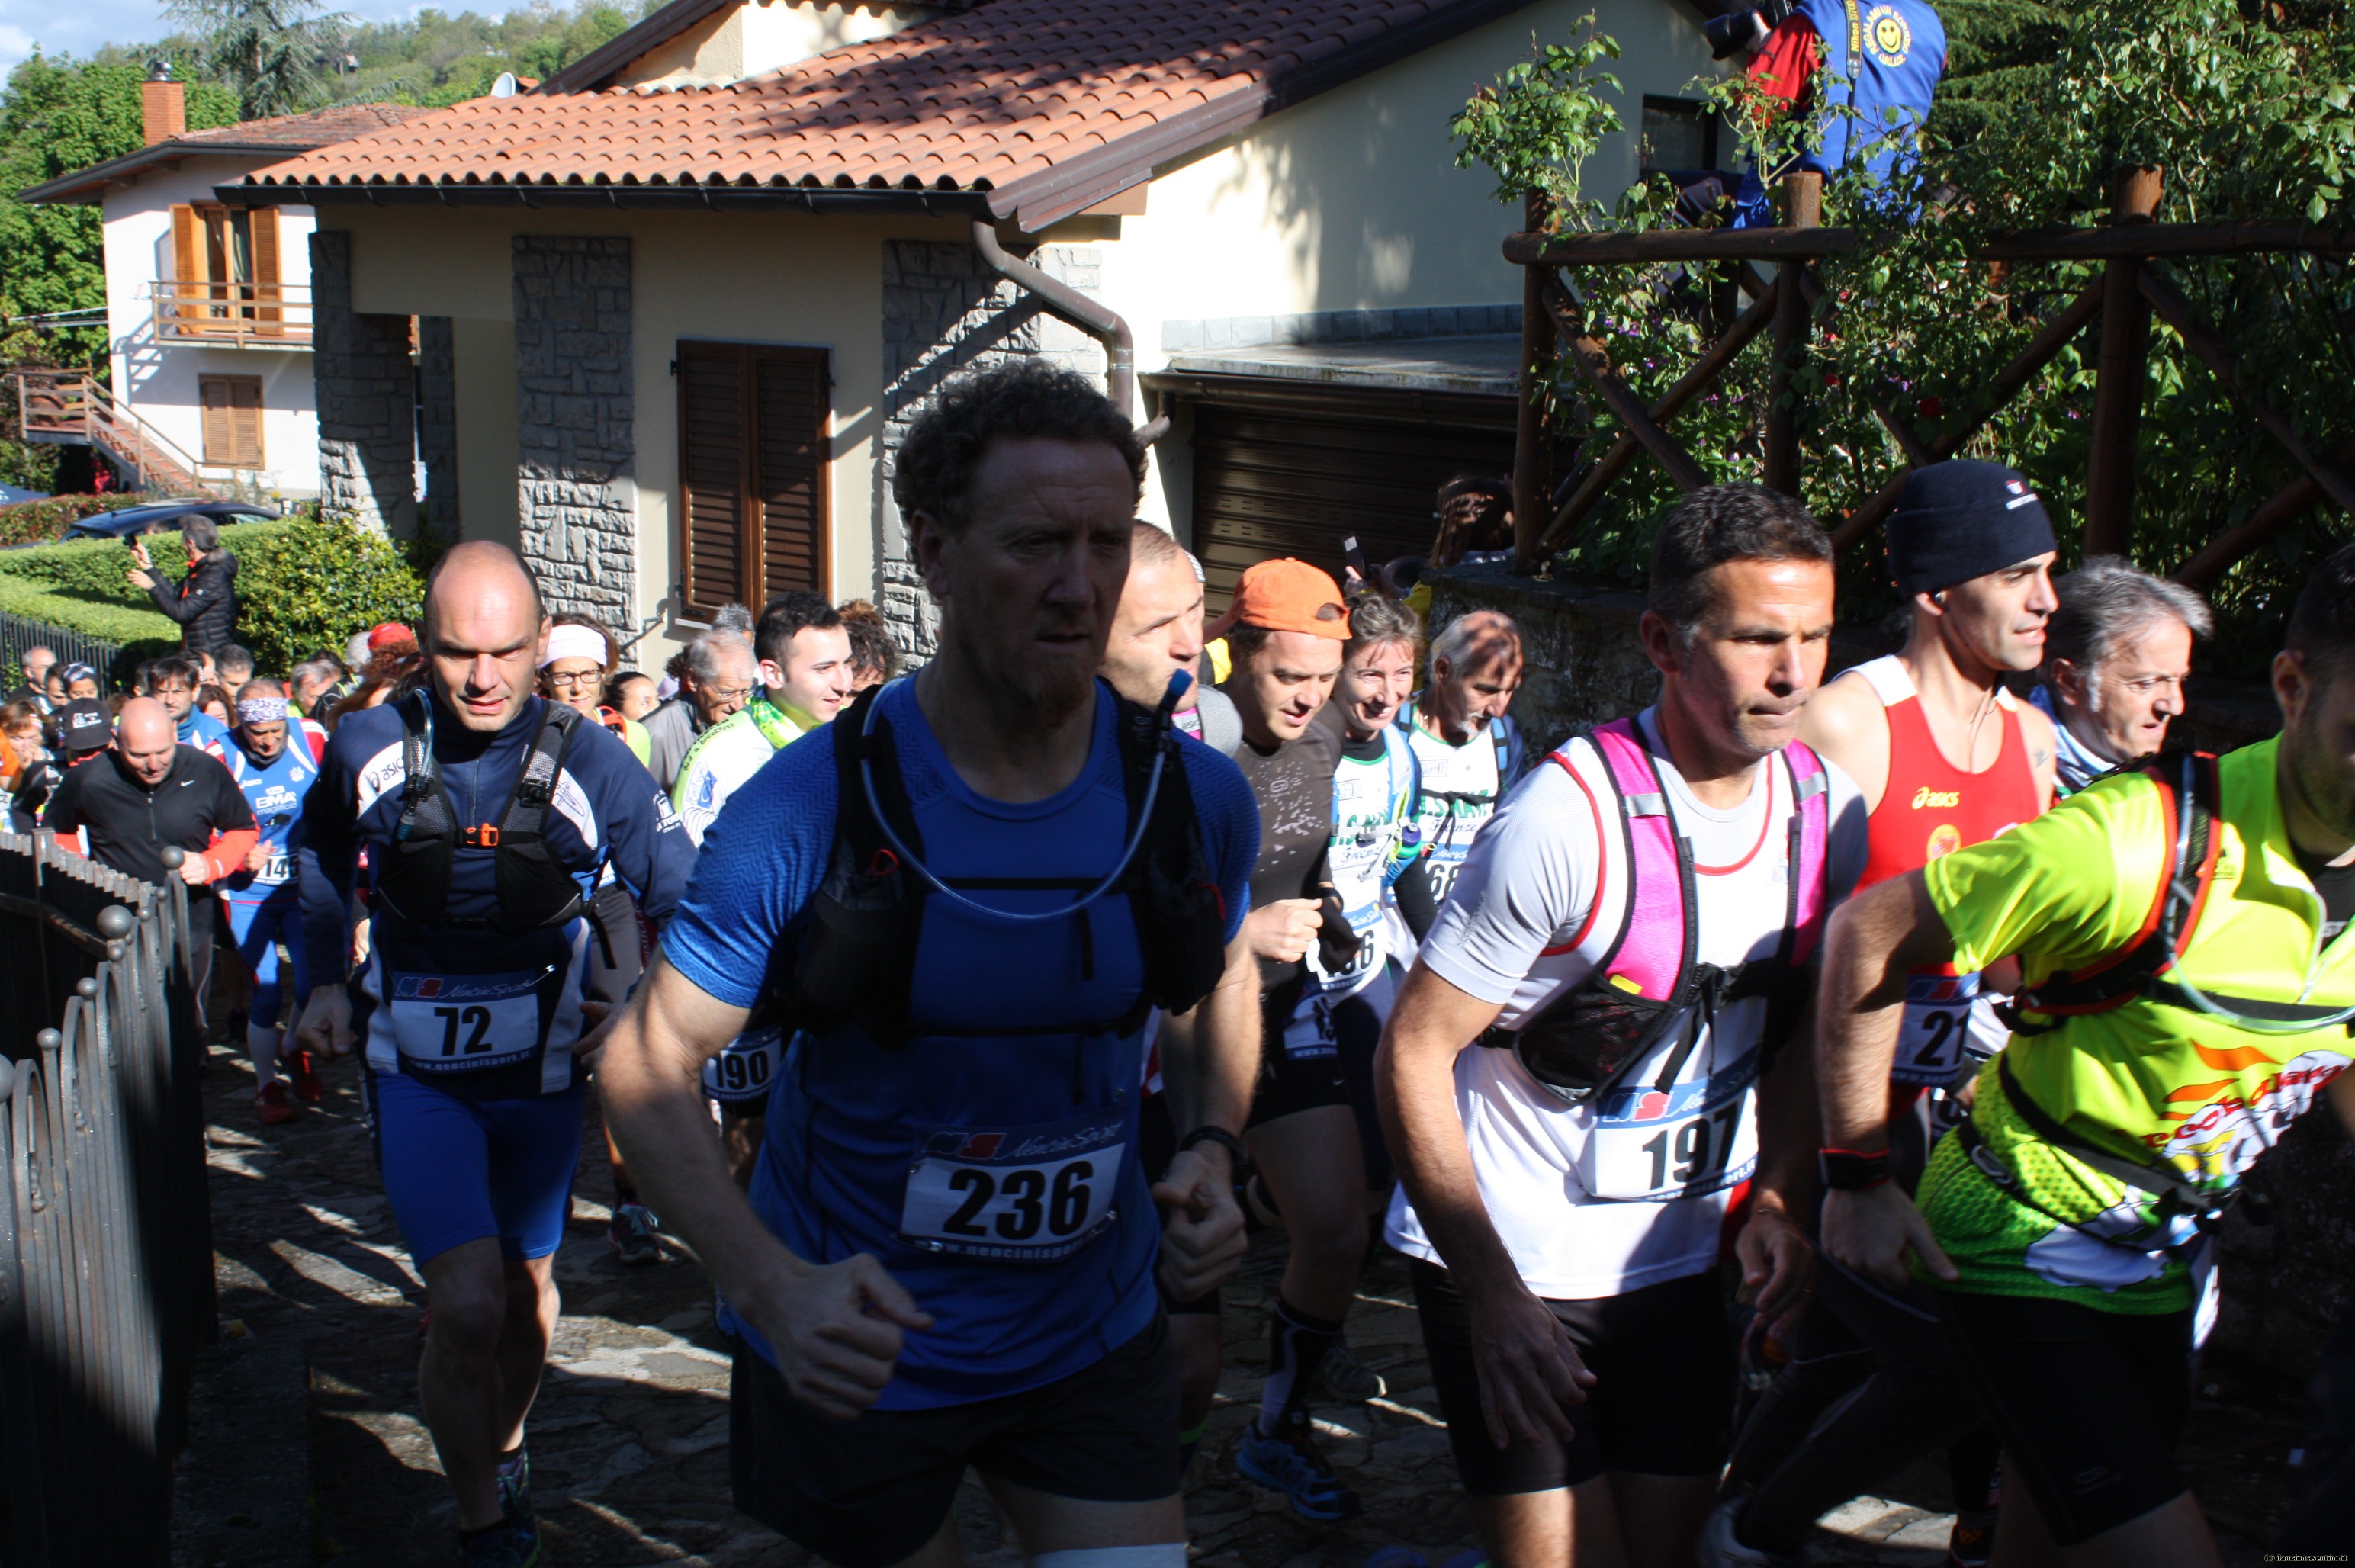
899,1110,1125,1264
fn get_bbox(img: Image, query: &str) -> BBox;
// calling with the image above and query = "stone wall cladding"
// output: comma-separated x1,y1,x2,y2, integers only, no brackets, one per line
876,239,1107,661
1161,302,1521,353
416,315,458,539
310,230,417,538
514,236,635,629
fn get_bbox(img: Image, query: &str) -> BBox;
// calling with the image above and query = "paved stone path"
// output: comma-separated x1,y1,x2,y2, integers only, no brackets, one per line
169,1043,2305,1568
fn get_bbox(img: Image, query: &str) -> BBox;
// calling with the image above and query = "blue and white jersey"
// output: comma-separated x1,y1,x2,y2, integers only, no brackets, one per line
182,708,233,757
665,679,1258,1411
1303,722,1422,1004
220,737,316,897
299,693,696,1101
1396,696,1529,908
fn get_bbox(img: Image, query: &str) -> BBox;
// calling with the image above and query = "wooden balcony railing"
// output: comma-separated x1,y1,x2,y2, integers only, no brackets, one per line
146,280,313,346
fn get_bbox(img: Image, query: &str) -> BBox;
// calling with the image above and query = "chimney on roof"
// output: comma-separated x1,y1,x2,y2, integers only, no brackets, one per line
142,61,185,147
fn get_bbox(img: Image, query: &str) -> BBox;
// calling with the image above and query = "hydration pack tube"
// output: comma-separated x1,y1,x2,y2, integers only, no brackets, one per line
1482,718,1830,1104
370,693,590,934
766,677,1231,1050
2005,749,2355,1038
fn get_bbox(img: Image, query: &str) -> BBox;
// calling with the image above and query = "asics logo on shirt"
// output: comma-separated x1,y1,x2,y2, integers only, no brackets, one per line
1911,787,1961,809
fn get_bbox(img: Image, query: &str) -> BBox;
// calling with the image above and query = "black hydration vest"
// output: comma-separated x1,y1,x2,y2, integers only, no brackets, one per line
369,694,591,934
762,683,1231,1049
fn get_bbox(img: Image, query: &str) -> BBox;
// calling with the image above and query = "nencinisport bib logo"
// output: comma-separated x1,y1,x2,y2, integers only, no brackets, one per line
1864,4,1912,66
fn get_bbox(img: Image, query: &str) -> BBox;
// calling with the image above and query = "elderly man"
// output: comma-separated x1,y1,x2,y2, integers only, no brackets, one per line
642,627,758,792
2034,557,2213,796
217,678,321,1124
9,644,56,710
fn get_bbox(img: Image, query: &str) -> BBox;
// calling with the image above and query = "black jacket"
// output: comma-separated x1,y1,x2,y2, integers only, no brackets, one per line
44,744,254,888
149,551,239,654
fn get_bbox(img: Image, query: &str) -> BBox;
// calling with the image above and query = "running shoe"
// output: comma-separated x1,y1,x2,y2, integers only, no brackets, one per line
254,1080,297,1126
1237,1419,1362,1522
1945,1509,1997,1568
286,1048,325,1103
608,1203,663,1266
1316,1337,1388,1403
1695,1499,1802,1568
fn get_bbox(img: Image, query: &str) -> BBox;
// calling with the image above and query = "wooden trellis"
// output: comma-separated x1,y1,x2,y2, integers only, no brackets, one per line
1504,167,2355,589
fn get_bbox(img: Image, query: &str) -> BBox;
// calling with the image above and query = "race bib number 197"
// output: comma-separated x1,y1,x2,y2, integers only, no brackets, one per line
1576,1073,1758,1202
899,1109,1125,1264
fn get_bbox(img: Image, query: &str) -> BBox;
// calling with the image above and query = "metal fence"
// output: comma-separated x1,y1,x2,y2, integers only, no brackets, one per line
0,833,214,1566
0,610,125,691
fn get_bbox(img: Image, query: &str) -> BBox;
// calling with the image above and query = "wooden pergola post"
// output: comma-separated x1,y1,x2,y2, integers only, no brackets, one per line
1512,190,1556,571
1763,172,1820,496
2083,166,2164,557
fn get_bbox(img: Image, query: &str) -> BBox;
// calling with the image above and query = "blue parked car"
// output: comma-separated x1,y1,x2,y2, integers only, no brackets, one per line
61,499,277,542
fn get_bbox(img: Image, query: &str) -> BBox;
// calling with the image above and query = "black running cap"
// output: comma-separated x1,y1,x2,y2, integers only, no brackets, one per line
1886,459,2056,596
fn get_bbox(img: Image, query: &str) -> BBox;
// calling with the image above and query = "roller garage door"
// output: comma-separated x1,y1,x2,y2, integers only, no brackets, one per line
1171,378,1518,616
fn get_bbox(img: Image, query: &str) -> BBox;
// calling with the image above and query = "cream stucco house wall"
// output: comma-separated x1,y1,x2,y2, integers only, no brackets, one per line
229,0,1737,667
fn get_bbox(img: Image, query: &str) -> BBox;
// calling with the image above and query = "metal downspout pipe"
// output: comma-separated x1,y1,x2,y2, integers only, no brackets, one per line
971,218,1171,443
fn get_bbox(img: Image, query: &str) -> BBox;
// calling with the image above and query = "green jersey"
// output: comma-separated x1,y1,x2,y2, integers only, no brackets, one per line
1916,737,2355,1311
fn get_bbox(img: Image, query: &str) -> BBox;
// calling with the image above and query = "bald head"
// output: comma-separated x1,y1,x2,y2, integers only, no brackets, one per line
423,541,551,732
115,697,178,786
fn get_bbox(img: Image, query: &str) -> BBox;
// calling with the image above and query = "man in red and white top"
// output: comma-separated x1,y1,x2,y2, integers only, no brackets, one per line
1705,459,2058,1568
1381,485,1869,1568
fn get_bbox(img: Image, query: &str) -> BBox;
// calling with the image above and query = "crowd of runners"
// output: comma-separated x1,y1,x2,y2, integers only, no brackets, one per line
7,358,2351,1568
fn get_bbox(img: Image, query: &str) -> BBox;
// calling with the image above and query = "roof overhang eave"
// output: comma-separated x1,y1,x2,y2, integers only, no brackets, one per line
214,179,1005,217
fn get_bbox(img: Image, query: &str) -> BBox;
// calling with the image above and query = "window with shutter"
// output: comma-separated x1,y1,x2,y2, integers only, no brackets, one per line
249,207,281,334
199,375,265,468
676,341,830,619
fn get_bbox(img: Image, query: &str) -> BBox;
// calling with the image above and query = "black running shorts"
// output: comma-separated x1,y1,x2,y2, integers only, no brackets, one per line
731,1314,1181,1568
1938,1290,2193,1545
1412,1260,1735,1494
1246,988,1351,1128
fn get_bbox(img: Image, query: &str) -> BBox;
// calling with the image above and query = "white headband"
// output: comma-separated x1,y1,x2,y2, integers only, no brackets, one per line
238,696,289,725
539,624,609,669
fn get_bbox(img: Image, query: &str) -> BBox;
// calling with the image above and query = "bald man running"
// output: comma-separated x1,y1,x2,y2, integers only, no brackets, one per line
295,542,696,1568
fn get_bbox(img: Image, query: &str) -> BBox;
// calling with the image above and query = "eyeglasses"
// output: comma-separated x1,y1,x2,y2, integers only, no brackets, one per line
702,684,756,703
545,670,606,692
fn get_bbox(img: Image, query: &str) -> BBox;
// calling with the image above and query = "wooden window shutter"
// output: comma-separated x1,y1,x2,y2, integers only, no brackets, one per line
676,341,750,619
199,377,232,464
170,206,198,330
249,207,281,332
752,346,829,599
200,377,264,466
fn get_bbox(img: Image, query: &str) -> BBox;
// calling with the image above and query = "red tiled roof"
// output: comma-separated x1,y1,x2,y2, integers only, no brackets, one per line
21,102,439,204
226,0,1547,229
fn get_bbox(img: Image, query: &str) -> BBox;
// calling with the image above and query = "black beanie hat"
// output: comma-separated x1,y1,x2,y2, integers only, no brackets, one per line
1885,460,2056,596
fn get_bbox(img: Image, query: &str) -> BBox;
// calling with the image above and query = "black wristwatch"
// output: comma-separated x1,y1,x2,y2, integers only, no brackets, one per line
1819,1146,1893,1191
1176,1126,1251,1181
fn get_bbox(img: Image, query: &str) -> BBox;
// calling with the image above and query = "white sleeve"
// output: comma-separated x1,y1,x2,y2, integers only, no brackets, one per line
1418,755,1605,1006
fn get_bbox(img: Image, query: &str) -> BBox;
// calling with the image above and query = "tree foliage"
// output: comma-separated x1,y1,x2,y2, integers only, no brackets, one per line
1456,0,2355,677
169,0,355,119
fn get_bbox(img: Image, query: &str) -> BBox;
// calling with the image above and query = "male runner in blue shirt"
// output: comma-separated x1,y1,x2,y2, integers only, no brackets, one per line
599,360,1265,1568
217,676,321,1124
295,541,696,1567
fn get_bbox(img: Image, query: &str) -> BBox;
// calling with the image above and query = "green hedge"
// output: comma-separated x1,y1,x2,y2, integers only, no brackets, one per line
0,518,424,676
0,574,181,683
0,493,163,549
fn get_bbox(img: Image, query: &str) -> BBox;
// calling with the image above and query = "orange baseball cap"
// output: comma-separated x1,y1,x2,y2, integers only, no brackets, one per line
1208,557,1351,641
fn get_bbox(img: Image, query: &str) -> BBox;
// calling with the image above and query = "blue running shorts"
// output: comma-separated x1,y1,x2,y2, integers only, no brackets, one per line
366,1069,584,1264
225,893,307,1030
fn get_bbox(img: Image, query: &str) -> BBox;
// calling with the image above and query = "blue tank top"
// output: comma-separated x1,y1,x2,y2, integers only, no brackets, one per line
221,737,315,895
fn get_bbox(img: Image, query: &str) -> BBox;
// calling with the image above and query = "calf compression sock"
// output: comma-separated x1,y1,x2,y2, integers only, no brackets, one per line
1256,1297,1343,1437
246,1023,283,1087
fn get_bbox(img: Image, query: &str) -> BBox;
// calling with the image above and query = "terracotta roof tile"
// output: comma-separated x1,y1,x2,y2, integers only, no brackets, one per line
229,0,1533,226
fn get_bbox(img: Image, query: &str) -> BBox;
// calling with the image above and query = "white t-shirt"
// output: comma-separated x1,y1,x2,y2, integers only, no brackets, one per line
671,705,806,847
1386,709,1868,1299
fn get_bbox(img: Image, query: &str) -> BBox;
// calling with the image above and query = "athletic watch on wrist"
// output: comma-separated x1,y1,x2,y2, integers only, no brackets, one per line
1175,1126,1251,1181
1818,1146,1893,1191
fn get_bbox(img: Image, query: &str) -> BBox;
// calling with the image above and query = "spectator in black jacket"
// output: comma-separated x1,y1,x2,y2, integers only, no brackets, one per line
128,516,240,655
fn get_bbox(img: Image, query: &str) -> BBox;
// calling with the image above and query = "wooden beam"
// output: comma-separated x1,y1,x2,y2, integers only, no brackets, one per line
1544,275,1781,548
1828,281,2105,552
2172,434,2355,589
2082,168,2163,558
1974,221,2355,261
1764,173,1820,496
2138,264,2355,517
1542,282,1711,493
1871,397,1936,467
1511,190,1555,572
1503,225,1859,266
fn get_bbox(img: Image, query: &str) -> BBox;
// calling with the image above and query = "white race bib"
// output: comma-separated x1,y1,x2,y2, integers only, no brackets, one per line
702,1026,784,1104
1893,969,1980,1086
1576,1072,1758,1202
898,1110,1125,1264
388,969,547,1076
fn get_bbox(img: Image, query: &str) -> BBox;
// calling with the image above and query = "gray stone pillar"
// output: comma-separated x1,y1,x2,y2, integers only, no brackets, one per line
877,240,1107,661
310,230,418,538
513,236,635,630
416,315,458,541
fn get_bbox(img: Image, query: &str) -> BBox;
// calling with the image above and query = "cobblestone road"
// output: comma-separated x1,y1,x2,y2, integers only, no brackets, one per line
169,1044,2306,1568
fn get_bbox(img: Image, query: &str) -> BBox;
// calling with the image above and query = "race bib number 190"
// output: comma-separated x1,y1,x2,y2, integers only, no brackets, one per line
899,1110,1125,1264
